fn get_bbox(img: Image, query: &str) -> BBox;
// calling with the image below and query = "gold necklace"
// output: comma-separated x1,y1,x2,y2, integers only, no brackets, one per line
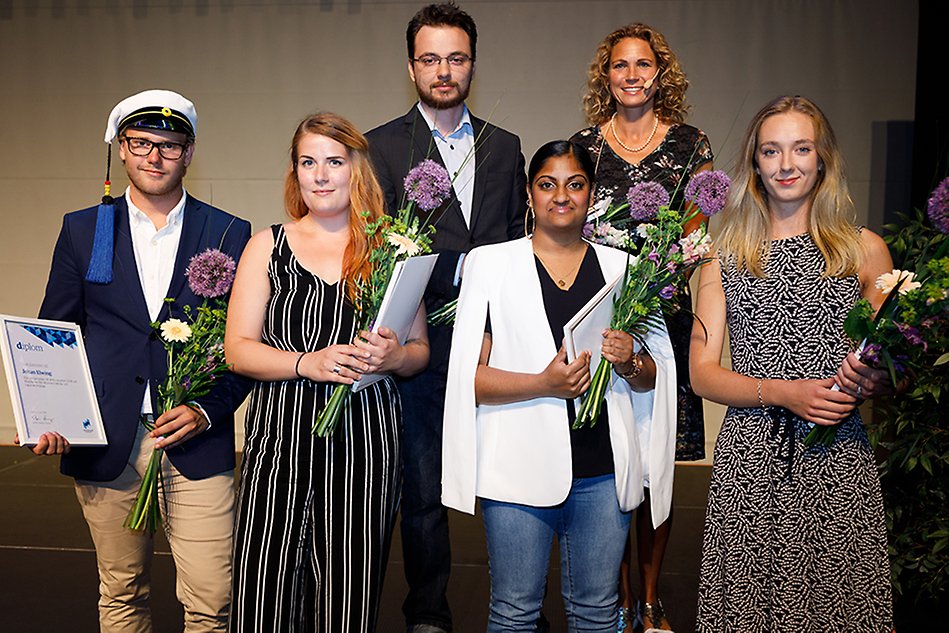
609,113,659,153
534,246,587,288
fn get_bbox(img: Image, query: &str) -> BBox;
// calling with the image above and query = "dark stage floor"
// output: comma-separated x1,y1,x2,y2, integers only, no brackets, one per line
0,446,711,632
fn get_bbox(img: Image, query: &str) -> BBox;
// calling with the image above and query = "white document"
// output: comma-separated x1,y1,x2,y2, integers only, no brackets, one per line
563,272,624,376
0,315,107,446
352,254,438,392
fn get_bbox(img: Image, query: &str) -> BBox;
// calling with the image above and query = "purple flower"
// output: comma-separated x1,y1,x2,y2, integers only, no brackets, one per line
186,248,236,298
627,182,670,221
659,284,676,299
927,177,949,234
685,170,730,217
582,222,595,239
860,343,882,366
647,250,660,264
896,322,928,351
404,159,453,212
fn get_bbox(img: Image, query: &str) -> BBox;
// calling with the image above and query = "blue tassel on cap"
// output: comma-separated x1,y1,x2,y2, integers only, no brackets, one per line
85,196,114,284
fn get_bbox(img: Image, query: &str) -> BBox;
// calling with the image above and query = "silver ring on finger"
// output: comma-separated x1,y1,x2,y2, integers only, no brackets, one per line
332,365,342,374
856,384,863,398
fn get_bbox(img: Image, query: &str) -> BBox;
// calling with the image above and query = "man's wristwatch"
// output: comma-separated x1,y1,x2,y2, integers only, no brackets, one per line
619,353,643,380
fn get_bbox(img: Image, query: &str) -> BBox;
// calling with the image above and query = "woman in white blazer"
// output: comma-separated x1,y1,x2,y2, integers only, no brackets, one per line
442,140,677,632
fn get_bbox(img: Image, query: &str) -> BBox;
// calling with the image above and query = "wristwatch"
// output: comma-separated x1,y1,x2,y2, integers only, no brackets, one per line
619,353,643,380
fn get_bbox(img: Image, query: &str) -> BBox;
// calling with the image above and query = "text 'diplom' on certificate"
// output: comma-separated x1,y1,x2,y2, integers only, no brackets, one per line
0,315,107,446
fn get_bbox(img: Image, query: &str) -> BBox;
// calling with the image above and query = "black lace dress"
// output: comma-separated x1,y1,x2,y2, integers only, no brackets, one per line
571,123,713,460
696,234,892,631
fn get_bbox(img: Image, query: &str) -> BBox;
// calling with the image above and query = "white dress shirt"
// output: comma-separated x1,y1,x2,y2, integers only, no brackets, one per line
417,102,476,227
126,188,187,415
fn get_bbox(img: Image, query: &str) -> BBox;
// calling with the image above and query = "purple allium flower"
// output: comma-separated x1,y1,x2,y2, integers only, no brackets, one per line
927,177,949,234
659,284,676,299
627,182,670,221
685,170,731,217
186,248,237,298
404,159,453,212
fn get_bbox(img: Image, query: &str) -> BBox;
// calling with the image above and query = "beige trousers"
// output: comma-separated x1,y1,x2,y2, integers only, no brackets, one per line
75,424,234,633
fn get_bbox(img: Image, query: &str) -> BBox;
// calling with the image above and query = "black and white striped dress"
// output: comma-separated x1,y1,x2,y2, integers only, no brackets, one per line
696,234,892,632
230,225,401,633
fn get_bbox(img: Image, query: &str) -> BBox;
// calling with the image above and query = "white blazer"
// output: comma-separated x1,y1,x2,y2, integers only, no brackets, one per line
441,238,677,525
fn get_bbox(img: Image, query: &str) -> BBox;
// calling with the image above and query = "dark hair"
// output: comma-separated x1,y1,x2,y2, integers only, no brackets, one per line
406,2,477,60
527,140,596,186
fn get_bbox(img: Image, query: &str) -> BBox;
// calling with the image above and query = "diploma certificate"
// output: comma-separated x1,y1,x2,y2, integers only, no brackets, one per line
352,254,438,393
0,315,107,446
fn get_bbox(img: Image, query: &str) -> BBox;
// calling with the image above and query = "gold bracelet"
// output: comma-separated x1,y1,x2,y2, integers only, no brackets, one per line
620,353,644,380
756,378,766,408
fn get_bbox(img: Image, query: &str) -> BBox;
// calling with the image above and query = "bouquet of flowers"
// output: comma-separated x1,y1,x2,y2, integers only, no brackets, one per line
312,159,450,437
125,248,236,533
804,179,949,447
573,170,729,429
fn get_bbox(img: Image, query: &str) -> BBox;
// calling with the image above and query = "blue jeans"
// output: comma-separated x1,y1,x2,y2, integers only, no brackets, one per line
481,475,631,632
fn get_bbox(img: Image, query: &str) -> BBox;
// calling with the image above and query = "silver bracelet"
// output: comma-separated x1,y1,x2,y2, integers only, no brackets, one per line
756,378,766,408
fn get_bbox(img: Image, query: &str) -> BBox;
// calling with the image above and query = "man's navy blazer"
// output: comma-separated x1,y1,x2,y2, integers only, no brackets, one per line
366,107,527,311
39,195,252,482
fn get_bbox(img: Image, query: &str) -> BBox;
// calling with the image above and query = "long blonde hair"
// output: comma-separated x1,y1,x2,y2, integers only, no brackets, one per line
284,112,385,302
582,23,690,126
717,95,862,277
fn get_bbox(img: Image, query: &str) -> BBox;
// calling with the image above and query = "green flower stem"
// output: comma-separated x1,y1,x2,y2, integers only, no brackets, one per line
124,445,163,532
313,384,351,437
573,357,614,430
427,299,458,326
803,424,837,448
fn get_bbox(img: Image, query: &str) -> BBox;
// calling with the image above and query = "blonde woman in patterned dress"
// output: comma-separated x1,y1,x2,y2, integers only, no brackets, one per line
691,95,895,631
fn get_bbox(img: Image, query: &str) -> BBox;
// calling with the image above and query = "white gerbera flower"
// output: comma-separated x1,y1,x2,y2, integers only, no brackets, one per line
160,318,192,343
875,269,921,296
387,232,421,257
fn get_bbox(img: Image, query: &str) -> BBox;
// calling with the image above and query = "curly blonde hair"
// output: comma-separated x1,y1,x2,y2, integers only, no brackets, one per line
284,112,385,303
582,23,690,126
717,95,863,278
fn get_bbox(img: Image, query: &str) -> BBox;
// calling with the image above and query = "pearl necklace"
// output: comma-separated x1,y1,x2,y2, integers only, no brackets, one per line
609,113,659,153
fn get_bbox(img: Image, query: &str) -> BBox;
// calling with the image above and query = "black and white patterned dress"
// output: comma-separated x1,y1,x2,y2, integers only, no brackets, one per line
571,123,713,461
696,233,892,632
230,225,402,633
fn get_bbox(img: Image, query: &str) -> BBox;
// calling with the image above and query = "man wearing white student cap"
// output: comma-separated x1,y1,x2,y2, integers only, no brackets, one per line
35,89,251,632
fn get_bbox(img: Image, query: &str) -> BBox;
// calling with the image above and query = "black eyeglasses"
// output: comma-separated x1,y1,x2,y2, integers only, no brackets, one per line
121,136,189,160
411,53,474,68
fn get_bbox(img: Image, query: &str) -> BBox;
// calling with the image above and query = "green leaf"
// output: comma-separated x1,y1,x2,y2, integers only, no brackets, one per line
935,353,949,367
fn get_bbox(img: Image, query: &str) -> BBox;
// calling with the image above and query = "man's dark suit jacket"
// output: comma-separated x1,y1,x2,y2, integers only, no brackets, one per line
367,107,527,340
39,195,252,483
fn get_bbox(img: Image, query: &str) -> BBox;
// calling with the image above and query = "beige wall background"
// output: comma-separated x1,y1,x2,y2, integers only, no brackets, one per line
0,0,918,453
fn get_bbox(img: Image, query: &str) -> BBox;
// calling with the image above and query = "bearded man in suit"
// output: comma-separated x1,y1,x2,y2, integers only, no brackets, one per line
366,4,527,632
